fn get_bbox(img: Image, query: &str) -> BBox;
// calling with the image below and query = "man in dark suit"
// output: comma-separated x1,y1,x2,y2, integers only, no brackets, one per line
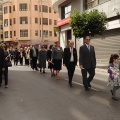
30,45,38,71
79,36,96,91
0,45,5,86
63,40,77,87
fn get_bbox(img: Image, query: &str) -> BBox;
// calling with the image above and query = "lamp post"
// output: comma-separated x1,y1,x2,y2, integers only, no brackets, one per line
40,0,43,42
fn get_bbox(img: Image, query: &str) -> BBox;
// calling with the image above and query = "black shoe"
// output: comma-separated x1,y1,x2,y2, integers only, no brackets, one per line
40,69,42,72
69,83,73,87
112,97,118,101
85,87,89,91
110,90,113,96
43,71,45,73
88,83,91,88
35,68,38,71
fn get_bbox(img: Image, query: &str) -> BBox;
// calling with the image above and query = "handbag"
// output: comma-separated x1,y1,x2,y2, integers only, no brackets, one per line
7,61,12,67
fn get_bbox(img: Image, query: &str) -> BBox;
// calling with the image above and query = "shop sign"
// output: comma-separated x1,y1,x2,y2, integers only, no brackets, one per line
57,18,71,27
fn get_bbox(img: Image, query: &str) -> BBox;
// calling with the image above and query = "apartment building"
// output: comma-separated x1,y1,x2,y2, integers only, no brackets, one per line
0,0,3,42
3,0,58,47
52,0,120,64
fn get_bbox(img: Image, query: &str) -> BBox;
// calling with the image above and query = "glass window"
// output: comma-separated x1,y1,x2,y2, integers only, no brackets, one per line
35,5,38,11
9,6,11,13
49,7,51,13
0,5,2,11
54,20,57,25
35,30,38,36
0,15,3,20
20,17,28,24
61,4,71,19
20,30,28,37
35,18,38,23
14,31,16,36
85,0,98,9
43,30,48,37
4,7,8,14
99,0,109,4
49,19,52,25
10,19,12,25
19,4,28,11
13,5,15,11
13,18,16,24
10,31,12,38
4,19,8,26
49,31,52,36
4,31,8,38
42,5,48,13
43,18,48,25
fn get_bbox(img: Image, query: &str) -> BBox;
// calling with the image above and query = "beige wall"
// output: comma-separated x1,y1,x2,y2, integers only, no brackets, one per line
3,0,58,45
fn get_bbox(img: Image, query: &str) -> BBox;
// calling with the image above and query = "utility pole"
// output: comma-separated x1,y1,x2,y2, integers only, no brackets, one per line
40,0,43,42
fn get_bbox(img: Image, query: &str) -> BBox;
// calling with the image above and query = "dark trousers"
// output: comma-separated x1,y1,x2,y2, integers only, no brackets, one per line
32,57,37,69
81,68,95,88
66,62,75,84
0,67,8,85
14,58,18,65
26,59,29,65
20,57,23,65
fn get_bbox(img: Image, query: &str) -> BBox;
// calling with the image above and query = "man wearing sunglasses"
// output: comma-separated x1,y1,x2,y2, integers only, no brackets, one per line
79,36,96,91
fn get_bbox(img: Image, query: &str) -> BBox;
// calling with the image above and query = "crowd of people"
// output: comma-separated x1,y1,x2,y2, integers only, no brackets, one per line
0,35,120,101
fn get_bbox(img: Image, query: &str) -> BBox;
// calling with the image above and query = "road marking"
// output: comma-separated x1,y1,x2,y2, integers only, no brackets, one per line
64,79,100,92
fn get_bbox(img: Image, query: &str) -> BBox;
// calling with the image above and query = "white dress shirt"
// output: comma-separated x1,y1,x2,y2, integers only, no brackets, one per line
70,47,74,62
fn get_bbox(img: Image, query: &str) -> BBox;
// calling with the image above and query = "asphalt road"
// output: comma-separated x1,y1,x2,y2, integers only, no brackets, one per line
0,65,120,120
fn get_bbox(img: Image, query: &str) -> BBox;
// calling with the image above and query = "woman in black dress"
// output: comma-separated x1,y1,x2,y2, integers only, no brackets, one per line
52,41,63,80
47,45,55,76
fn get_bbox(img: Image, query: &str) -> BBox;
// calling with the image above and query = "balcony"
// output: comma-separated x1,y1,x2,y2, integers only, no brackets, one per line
52,0,67,12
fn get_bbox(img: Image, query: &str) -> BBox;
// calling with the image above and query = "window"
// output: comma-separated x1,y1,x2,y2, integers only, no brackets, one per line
42,5,48,13
10,31,12,38
40,30,41,37
61,5,71,19
0,25,3,30
4,19,8,26
35,18,38,23
19,4,27,11
54,32,57,37
49,19,52,25
4,31,8,38
13,18,16,24
4,7,8,14
43,18,48,25
13,5,15,11
0,15,3,20
43,30,48,37
20,30,28,37
10,19,12,25
35,5,38,11
39,5,41,12
54,11,56,14
99,0,109,4
0,5,2,11
40,18,41,24
54,20,57,25
35,30,38,36
49,7,51,13
14,31,16,36
20,17,28,24
49,31,52,36
85,0,98,9
61,4,71,19
9,6,11,13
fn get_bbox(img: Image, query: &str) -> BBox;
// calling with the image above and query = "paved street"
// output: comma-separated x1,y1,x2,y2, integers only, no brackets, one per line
0,65,120,120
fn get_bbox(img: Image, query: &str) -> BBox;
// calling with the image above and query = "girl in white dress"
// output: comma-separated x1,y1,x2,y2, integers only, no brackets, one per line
108,54,120,101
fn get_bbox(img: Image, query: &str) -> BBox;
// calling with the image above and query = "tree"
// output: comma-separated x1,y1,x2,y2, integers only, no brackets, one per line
70,9,107,38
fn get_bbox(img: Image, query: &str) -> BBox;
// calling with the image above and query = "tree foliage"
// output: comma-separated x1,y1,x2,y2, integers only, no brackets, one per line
70,9,107,38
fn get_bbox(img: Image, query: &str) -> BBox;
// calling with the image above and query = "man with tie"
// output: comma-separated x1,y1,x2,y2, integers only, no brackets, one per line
79,36,96,91
63,40,77,87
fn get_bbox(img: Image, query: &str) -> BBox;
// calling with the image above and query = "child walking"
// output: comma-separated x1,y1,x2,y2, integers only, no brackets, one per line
108,54,120,101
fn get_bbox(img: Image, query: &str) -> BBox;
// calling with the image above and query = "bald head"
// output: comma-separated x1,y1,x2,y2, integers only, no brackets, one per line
69,40,74,48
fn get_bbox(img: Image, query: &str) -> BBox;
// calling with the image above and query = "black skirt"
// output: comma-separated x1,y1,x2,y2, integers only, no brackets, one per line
48,62,54,69
53,59,62,70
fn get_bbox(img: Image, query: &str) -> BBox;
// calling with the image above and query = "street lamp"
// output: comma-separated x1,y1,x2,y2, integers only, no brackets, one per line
39,0,50,43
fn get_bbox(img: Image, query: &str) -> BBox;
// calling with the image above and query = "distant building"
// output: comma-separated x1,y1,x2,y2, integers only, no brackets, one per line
3,0,58,48
0,0,3,42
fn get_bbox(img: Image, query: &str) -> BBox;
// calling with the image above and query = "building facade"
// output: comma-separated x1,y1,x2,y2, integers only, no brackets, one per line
52,0,120,65
3,0,58,47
